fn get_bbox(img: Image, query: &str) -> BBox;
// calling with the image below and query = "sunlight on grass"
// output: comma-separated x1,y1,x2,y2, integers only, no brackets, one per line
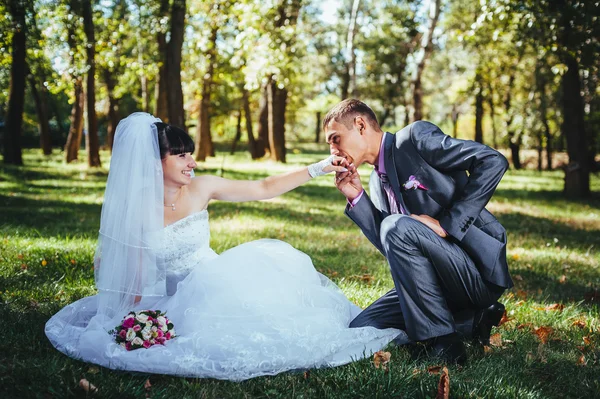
1,147,599,398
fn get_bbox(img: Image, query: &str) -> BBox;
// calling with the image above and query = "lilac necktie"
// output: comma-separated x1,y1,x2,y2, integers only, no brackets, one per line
379,173,404,215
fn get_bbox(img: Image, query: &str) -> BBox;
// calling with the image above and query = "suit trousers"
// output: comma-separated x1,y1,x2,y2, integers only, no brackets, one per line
350,215,504,341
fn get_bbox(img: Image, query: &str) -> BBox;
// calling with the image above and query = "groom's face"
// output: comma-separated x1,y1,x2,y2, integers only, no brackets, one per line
325,118,367,166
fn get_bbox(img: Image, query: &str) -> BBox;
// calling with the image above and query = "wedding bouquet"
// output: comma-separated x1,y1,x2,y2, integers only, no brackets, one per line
110,310,176,351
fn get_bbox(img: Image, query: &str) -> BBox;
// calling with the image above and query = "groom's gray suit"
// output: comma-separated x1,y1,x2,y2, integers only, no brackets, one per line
347,121,513,341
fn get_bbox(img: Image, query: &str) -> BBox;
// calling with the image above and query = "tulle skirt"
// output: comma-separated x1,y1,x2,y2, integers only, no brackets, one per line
46,239,406,380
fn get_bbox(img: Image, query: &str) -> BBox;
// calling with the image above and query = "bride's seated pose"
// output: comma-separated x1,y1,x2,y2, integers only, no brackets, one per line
45,112,406,381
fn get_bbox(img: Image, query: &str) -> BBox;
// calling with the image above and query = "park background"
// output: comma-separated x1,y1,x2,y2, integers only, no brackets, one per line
1,0,599,397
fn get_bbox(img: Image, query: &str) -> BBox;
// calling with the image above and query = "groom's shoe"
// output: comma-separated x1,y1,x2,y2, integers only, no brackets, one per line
472,302,505,346
428,332,467,365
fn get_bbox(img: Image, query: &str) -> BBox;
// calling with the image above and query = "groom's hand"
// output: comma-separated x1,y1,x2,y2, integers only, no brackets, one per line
410,214,448,238
335,162,363,201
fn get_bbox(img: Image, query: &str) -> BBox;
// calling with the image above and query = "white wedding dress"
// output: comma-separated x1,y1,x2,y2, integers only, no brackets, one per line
46,210,406,380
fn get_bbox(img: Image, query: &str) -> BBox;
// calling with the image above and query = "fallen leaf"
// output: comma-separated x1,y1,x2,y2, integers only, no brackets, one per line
511,254,520,261
427,365,442,375
20,263,27,270
572,320,586,329
514,274,523,281
436,367,450,399
303,370,310,380
515,300,526,306
582,336,592,346
544,303,565,312
558,275,567,284
489,333,503,347
534,326,553,344
577,354,586,366
412,368,421,377
483,345,493,354
41,259,47,267
373,351,391,370
79,378,97,393
17,254,24,259
144,379,151,389
70,259,77,265
498,310,512,327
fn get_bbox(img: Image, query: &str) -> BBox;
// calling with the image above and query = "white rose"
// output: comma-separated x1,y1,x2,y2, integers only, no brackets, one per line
126,328,136,342
142,331,151,341
156,316,167,326
170,328,176,337
136,313,149,323
151,326,158,332
161,324,168,332
132,337,143,346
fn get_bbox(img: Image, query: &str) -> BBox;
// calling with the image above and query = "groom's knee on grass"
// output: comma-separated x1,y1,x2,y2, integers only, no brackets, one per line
380,215,417,252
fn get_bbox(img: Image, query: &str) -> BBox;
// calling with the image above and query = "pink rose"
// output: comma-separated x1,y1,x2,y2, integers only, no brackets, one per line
156,337,166,345
125,342,132,351
122,317,135,329
156,330,164,338
143,340,152,349
133,324,142,332
165,332,171,340
119,329,127,339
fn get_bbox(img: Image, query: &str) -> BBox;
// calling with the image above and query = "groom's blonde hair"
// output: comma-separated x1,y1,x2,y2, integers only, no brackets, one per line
322,99,381,132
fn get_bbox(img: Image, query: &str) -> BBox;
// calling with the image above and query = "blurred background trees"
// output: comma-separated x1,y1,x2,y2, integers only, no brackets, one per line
0,0,598,197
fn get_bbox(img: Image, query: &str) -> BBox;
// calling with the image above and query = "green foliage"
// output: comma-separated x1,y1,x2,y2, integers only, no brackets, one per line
1,148,599,397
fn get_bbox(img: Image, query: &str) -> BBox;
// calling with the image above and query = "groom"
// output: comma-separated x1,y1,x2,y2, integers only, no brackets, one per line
325,99,512,364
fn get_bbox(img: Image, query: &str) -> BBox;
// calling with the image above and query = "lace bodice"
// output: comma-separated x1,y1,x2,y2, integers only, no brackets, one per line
156,210,218,280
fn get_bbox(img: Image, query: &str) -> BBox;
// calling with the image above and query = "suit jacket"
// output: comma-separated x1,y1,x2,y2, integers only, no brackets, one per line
345,121,513,288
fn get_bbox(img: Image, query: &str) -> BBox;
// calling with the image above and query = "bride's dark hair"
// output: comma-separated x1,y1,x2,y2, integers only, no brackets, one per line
155,122,195,159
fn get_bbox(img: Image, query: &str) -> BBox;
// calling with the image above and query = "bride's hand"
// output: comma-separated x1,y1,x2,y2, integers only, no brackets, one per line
308,155,349,178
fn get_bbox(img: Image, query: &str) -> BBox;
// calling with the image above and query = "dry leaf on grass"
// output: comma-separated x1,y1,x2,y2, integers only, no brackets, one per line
483,345,493,354
373,351,391,370
541,303,565,312
436,367,450,399
534,326,553,344
517,323,533,330
144,379,151,389
572,320,586,329
303,370,310,380
516,290,528,299
498,310,512,327
79,378,97,393
558,275,567,284
577,354,586,366
489,333,503,347
427,365,443,375
582,336,592,346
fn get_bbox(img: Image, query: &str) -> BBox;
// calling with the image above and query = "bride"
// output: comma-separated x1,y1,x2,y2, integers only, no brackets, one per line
45,112,406,381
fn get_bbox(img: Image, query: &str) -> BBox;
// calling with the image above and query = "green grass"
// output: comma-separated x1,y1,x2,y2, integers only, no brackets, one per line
1,147,599,398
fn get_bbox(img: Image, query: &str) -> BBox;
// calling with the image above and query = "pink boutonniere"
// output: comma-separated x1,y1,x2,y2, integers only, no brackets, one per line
403,175,428,191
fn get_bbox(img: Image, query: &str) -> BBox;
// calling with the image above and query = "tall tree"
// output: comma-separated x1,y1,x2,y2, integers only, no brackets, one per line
81,0,100,167
3,0,27,165
411,0,441,122
195,24,217,161
28,73,52,155
340,0,361,99
154,0,169,121
166,0,186,128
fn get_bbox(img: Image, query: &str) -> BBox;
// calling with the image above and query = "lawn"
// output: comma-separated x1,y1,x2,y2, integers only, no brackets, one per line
1,147,599,398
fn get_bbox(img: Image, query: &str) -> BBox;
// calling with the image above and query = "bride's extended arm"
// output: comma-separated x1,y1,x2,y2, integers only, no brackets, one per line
199,155,349,202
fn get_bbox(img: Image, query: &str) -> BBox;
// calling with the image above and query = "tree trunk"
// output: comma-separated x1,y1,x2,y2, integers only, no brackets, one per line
536,62,553,170
3,0,26,165
166,0,186,128
154,0,169,121
82,0,101,167
28,74,52,155
411,0,441,122
256,83,269,157
195,25,217,162
487,83,498,148
315,111,321,143
341,0,360,99
474,74,484,144
451,104,459,138
561,54,589,198
103,68,119,151
230,110,242,155
268,82,287,163
509,133,522,170
65,78,85,163
242,88,259,159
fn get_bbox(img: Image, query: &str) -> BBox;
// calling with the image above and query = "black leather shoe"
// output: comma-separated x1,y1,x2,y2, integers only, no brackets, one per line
472,302,505,346
428,332,467,365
